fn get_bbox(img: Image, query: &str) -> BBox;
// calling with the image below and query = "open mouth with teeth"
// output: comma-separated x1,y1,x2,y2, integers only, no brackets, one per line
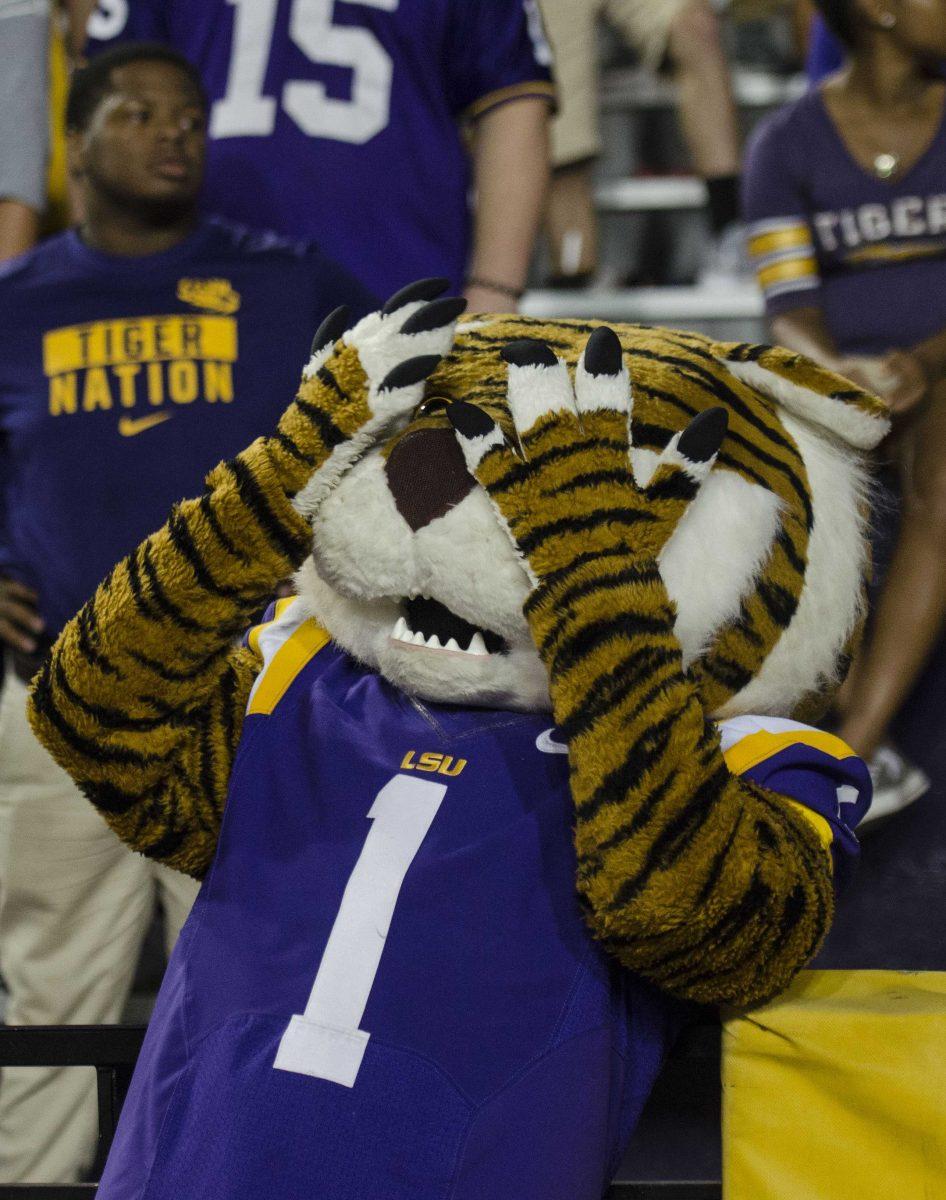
391,596,508,657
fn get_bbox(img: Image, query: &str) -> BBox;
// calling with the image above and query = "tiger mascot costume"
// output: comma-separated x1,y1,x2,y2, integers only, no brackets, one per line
30,280,886,1200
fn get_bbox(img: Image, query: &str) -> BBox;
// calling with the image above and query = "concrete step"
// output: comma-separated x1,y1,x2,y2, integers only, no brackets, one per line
595,176,707,213
521,284,763,324
600,65,805,112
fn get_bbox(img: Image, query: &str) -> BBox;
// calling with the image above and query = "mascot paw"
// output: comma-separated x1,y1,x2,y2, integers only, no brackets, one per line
288,280,467,520
446,326,729,585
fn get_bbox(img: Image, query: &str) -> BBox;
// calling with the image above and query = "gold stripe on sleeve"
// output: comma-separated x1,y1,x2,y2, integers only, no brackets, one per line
247,619,330,716
757,257,819,291
463,80,557,123
749,225,813,259
723,728,856,776
247,596,297,658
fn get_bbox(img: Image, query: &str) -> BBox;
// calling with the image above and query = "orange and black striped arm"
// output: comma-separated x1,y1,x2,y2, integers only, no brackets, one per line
448,328,835,1008
28,282,466,879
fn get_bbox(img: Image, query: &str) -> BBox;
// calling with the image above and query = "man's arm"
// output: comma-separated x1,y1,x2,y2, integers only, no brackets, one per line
465,97,550,313
0,0,50,261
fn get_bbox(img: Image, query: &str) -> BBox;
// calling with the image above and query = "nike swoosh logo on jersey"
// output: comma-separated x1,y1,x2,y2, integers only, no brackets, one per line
118,413,173,437
536,729,568,755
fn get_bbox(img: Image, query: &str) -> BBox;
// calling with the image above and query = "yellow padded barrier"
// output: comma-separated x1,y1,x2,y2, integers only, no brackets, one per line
723,969,946,1199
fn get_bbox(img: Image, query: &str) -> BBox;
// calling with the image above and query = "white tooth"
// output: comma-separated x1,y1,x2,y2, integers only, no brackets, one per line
427,634,443,649
445,638,461,652
467,632,488,656
412,630,426,646
393,617,407,639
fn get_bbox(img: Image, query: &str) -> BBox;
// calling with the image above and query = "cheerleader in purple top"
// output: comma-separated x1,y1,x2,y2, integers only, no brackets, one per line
743,0,946,821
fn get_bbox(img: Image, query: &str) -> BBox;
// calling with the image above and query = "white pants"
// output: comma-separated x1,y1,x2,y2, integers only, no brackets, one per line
0,667,199,1184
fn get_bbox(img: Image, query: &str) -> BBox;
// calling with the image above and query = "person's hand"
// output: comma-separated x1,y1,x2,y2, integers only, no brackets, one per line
879,350,929,416
0,577,45,654
832,354,895,397
446,326,728,615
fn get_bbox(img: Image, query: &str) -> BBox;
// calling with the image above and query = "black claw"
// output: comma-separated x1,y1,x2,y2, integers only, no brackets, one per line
379,355,442,391
583,326,623,376
447,401,497,438
381,278,450,315
678,407,729,463
401,296,468,334
500,339,558,368
309,305,350,357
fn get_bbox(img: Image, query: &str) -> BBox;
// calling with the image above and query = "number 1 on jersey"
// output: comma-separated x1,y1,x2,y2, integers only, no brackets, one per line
273,774,446,1087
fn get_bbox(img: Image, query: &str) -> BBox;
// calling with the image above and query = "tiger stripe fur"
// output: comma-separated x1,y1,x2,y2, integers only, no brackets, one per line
29,298,886,1008
448,329,836,1005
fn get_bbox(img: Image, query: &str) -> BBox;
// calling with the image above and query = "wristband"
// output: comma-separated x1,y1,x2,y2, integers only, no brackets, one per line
466,276,524,301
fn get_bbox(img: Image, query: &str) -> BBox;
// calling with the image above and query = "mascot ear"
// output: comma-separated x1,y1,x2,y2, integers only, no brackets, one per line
712,341,890,451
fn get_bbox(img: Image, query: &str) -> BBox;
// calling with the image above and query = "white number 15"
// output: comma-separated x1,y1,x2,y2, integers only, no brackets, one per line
211,0,399,144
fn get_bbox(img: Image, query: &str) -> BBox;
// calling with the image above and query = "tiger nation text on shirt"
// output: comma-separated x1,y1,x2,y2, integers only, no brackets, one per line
0,218,375,635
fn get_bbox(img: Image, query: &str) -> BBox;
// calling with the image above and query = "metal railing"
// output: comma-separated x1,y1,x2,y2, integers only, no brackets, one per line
0,1026,146,1200
0,1025,721,1199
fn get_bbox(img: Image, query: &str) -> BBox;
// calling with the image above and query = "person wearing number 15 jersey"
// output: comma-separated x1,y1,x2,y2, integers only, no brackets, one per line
83,0,556,309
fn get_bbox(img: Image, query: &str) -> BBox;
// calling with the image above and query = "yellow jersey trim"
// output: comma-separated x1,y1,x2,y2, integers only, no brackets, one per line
247,617,331,716
723,729,846,854
463,80,557,123
748,226,812,257
247,596,297,659
723,727,855,776
784,800,834,854
846,240,946,265
757,256,819,290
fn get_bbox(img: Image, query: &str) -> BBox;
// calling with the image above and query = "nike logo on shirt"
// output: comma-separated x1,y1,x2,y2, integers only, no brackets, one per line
118,413,173,437
536,729,568,755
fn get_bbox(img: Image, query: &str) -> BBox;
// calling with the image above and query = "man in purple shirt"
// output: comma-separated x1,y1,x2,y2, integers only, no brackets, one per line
0,43,373,1185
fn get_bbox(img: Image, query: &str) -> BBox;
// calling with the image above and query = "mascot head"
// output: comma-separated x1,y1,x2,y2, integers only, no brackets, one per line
294,316,888,720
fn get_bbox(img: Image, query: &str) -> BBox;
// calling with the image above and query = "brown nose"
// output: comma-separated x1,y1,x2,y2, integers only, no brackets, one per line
384,426,476,532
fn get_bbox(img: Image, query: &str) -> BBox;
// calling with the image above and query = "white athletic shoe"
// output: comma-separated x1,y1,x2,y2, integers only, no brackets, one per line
860,744,930,829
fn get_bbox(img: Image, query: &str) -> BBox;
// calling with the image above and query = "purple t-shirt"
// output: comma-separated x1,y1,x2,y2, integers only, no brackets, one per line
743,89,946,355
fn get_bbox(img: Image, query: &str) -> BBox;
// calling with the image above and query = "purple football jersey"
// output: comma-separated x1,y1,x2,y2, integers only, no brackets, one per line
85,0,555,297
97,604,868,1199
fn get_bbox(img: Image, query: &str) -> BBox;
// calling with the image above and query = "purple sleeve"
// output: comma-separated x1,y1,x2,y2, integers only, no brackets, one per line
84,0,169,53
742,743,872,890
806,16,846,84
742,112,823,318
444,0,555,120
0,430,13,576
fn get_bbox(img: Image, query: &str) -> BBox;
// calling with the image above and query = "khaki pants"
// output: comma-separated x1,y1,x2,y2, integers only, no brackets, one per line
0,668,199,1184
539,0,693,165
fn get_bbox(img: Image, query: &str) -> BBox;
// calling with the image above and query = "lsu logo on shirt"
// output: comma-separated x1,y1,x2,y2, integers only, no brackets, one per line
400,750,466,778
42,279,242,434
177,277,241,315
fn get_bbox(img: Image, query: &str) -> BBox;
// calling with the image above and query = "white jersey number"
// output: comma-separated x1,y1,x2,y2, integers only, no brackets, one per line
273,774,446,1087
210,0,398,144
